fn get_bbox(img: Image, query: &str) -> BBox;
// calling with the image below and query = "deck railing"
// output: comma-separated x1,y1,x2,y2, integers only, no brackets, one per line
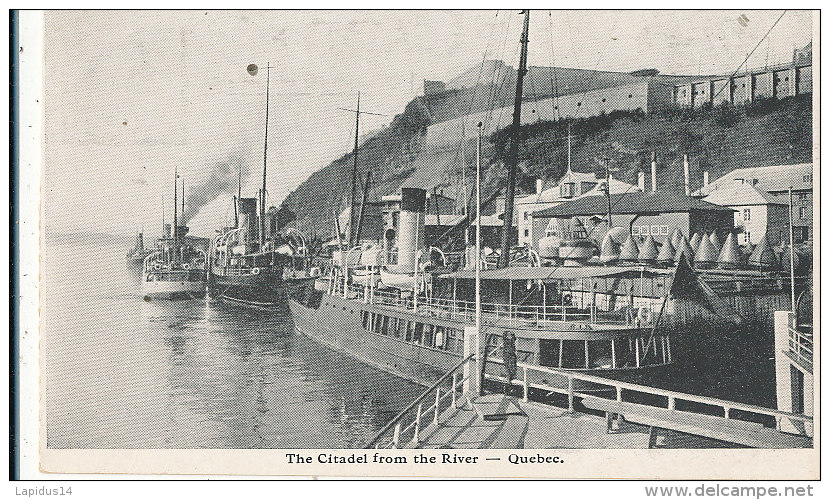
364,354,475,449
328,278,649,327
788,325,813,368
484,356,813,436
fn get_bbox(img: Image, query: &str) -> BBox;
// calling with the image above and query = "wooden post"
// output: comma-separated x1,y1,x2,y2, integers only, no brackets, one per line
523,366,529,402
392,422,401,448
451,373,458,408
668,396,675,411
412,403,422,444
616,386,622,402
567,377,574,411
434,389,441,425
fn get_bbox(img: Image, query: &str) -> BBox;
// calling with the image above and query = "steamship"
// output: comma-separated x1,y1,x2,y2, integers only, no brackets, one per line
208,198,316,307
142,223,207,300
126,231,152,272
289,188,682,390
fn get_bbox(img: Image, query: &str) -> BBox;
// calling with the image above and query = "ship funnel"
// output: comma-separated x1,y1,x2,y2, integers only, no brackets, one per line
392,187,426,274
267,206,279,240
718,233,741,269
238,197,259,243
164,223,172,238
176,225,189,239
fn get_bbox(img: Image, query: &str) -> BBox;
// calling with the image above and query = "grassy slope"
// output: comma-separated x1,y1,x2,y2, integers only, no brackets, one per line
283,93,812,239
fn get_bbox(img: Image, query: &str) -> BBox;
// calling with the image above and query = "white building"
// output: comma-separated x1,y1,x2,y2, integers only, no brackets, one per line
703,182,789,246
696,163,813,244
516,168,640,247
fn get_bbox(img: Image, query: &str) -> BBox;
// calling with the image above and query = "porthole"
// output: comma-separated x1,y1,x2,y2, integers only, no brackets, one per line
628,94,633,98
602,98,606,102
577,102,581,106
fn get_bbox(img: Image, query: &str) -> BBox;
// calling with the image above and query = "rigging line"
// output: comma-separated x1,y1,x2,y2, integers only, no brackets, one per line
711,10,787,102
483,13,514,131
448,10,502,171
548,11,561,120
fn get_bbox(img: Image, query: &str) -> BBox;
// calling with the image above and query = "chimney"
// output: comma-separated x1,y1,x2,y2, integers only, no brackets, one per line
683,154,690,196
651,151,658,192
703,171,709,187
638,171,645,191
536,179,543,196
238,197,259,243
392,187,427,274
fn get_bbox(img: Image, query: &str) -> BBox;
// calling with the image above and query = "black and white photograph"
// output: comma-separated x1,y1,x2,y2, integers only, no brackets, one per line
15,8,818,479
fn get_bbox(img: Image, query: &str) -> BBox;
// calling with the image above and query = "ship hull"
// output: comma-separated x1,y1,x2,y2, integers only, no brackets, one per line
288,288,666,391
209,270,316,307
142,280,206,300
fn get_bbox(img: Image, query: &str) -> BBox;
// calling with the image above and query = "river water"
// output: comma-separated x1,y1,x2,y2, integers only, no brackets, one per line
42,236,424,449
41,235,776,449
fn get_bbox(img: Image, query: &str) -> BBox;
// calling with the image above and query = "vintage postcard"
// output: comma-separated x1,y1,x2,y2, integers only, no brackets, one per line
20,9,819,479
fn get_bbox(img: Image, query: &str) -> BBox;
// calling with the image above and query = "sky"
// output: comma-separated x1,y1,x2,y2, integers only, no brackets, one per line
41,10,814,238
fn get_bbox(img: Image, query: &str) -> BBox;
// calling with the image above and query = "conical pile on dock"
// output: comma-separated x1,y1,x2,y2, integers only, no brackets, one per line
599,233,620,264
675,235,695,261
717,233,741,269
694,235,718,268
709,231,721,251
670,228,684,250
656,238,675,266
619,235,640,263
638,234,658,264
748,235,778,270
689,232,703,253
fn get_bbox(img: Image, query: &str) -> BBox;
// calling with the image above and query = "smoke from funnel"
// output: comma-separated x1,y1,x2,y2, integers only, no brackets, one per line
181,152,251,225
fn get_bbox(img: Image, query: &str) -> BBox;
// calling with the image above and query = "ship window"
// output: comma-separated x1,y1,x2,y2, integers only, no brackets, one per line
799,207,807,219
588,340,613,369
405,321,414,342
382,316,391,336
632,227,640,236
651,225,660,235
362,311,370,330
561,340,586,369
412,323,424,344
423,324,435,347
434,326,445,348
660,225,669,235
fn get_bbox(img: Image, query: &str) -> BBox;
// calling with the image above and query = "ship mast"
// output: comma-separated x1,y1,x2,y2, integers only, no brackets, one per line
173,166,178,242
260,62,273,248
498,10,530,268
349,92,360,248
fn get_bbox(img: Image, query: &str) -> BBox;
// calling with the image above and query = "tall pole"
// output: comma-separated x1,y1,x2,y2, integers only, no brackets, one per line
349,92,361,247
181,176,185,218
605,159,613,227
476,121,483,386
235,163,241,227
355,171,371,245
788,186,796,309
173,166,178,243
499,10,530,268
260,63,272,248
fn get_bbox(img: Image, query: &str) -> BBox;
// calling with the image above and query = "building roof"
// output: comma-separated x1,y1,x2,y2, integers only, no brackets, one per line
532,190,735,218
517,168,600,205
694,163,813,196
702,182,787,207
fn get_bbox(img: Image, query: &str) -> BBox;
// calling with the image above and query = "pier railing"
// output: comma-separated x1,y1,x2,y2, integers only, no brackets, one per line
364,354,475,449
331,279,651,327
788,325,813,369
483,357,813,437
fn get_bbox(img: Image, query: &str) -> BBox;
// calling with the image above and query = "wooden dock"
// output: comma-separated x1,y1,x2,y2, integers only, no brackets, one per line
366,353,813,450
